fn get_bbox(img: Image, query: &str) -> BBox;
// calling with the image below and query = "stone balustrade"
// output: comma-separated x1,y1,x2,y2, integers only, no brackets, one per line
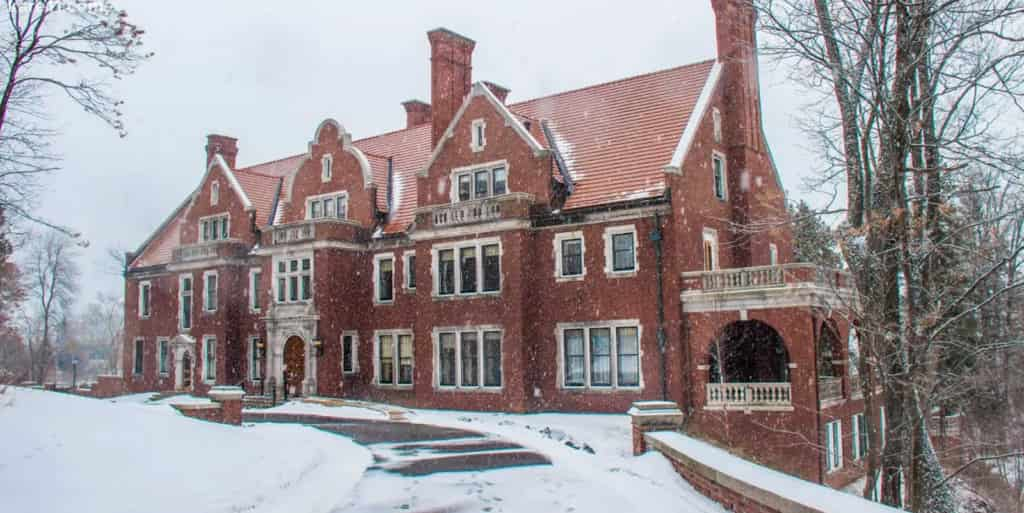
706,382,792,408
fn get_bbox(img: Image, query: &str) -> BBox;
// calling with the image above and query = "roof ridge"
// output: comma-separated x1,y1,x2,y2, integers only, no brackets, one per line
510,59,715,108
352,123,430,145
236,153,306,174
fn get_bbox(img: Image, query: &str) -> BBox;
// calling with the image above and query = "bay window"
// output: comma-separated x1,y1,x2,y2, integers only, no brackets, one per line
435,327,502,389
434,240,501,297
559,321,642,389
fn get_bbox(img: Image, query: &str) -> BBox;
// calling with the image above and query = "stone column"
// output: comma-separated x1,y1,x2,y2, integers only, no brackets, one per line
628,401,685,456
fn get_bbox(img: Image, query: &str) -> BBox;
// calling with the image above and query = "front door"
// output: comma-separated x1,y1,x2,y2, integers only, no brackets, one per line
181,352,192,389
283,337,305,397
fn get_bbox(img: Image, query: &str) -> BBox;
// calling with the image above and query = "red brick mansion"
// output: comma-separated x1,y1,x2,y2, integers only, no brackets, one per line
122,0,874,487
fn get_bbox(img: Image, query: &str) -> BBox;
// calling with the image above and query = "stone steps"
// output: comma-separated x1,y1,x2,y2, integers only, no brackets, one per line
242,395,275,409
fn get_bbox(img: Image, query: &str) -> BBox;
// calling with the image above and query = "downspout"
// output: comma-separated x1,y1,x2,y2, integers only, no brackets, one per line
651,212,668,401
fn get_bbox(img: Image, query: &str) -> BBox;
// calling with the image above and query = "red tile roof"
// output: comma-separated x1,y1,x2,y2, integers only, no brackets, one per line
352,124,432,233
234,168,282,227
131,202,186,268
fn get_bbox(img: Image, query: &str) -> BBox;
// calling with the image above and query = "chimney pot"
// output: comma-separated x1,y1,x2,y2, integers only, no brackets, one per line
402,100,432,128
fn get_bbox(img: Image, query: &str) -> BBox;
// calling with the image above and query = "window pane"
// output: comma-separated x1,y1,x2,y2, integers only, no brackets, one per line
475,170,489,198
277,278,285,302
323,198,335,218
460,247,477,293
439,333,456,386
616,327,639,386
183,278,191,292
458,174,472,202
482,244,500,291
612,233,635,271
379,259,393,301
311,200,322,219
221,218,228,239
398,335,413,385
562,239,582,276
302,258,311,271
278,261,285,273
134,340,143,374
492,167,507,195
205,340,216,380
439,249,455,295
483,332,501,387
564,329,585,386
590,328,612,386
290,260,298,272
713,157,725,199
461,332,479,386
159,342,167,373
342,336,353,373
252,272,261,309
407,256,416,289
301,275,311,300
289,276,298,301
181,293,191,329
202,221,209,241
337,197,348,219
379,335,394,384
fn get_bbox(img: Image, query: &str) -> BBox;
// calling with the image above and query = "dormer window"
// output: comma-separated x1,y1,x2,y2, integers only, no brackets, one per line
200,214,229,242
713,108,722,143
321,154,333,182
470,119,486,152
306,191,348,220
210,182,220,206
453,163,507,202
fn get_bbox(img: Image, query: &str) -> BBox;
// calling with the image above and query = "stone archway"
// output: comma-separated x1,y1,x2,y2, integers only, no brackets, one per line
708,320,790,384
283,336,306,397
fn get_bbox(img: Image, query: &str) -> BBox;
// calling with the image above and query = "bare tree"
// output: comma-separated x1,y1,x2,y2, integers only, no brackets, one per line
0,0,151,229
21,230,78,382
76,291,122,375
755,0,1024,510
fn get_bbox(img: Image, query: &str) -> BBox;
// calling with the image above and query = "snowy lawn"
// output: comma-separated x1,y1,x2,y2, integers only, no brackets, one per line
0,388,372,513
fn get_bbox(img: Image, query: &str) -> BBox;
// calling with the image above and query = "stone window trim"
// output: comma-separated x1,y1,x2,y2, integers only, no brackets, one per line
602,225,639,277
402,250,416,292
138,280,152,319
372,329,414,389
156,337,170,377
470,118,487,152
178,273,193,332
202,270,218,313
448,160,509,203
702,228,719,272
273,253,313,304
769,242,779,266
248,336,262,381
133,337,145,376
373,252,396,305
712,150,728,202
248,267,262,313
202,335,217,384
305,189,349,220
321,154,333,182
431,325,504,392
198,213,230,242
553,231,586,281
825,419,843,473
341,331,359,375
430,237,503,299
555,320,644,391
712,107,723,144
211,181,220,206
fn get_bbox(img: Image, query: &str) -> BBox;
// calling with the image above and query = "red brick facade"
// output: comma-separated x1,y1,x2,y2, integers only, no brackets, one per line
120,0,871,487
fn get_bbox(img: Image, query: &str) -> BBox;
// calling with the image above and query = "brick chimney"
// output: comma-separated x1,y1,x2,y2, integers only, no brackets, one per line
428,28,475,147
205,134,238,169
483,81,510,104
711,0,762,152
402,100,432,128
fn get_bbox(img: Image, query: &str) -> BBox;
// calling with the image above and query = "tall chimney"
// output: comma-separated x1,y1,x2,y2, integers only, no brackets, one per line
402,100,432,128
483,81,510,104
428,28,475,147
711,0,762,152
205,134,238,169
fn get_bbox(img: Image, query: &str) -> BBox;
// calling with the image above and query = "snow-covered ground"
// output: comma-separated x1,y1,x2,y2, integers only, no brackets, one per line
260,399,389,420
0,388,372,513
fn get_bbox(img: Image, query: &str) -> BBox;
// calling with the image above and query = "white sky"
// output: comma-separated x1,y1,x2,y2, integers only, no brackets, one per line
40,0,821,305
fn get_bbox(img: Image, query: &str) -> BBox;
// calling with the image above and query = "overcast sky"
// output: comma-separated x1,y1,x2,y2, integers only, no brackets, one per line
40,0,821,307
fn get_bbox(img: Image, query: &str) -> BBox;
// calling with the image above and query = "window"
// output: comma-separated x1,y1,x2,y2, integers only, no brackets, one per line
433,240,501,296
342,332,358,374
404,252,416,290
321,154,333,182
249,268,262,311
306,191,348,220
451,163,508,202
375,254,394,303
880,407,887,447
275,256,312,303
559,321,642,389
554,232,585,279
203,336,216,382
139,281,151,318
435,327,502,389
604,226,638,275
852,413,869,461
470,119,486,152
133,338,144,375
179,275,193,330
376,332,413,386
211,181,219,206
826,419,843,472
158,338,169,376
712,107,722,143
250,337,261,380
203,271,218,312
769,243,779,266
702,229,719,271
712,153,727,201
199,214,229,242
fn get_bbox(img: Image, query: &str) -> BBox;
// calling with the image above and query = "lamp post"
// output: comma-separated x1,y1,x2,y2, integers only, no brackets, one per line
71,358,78,389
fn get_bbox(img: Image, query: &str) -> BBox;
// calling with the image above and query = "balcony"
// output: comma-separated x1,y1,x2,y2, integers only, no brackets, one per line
432,197,502,227
172,240,246,263
706,382,792,410
681,264,854,313
269,221,315,245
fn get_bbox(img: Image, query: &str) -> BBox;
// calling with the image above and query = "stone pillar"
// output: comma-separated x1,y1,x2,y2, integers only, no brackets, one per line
209,385,245,425
628,401,685,456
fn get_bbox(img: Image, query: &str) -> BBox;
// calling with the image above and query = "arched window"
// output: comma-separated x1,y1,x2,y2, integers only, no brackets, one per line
708,320,790,383
818,323,842,378
211,182,219,206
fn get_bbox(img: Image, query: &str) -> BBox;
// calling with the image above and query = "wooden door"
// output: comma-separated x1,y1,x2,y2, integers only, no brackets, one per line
283,337,305,396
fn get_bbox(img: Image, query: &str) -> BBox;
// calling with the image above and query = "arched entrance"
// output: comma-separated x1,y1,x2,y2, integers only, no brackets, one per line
708,320,790,383
283,336,306,397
